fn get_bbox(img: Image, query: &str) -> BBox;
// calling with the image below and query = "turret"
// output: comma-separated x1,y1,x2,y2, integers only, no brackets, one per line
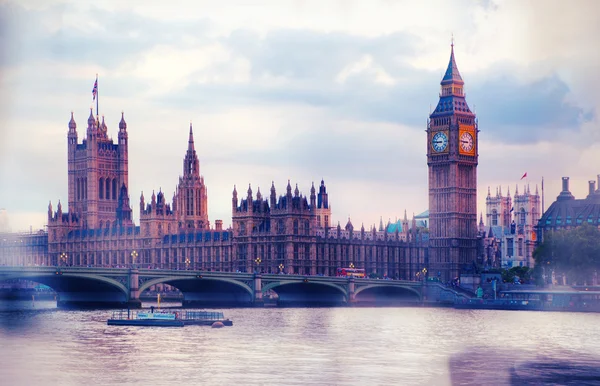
286,180,292,197
270,181,276,208
119,111,127,131
140,192,145,214
294,183,299,197
232,185,238,210
310,182,316,208
48,201,53,221
247,184,253,212
479,212,484,233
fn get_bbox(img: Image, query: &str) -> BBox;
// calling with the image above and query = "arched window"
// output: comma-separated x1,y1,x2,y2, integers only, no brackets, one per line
99,178,104,199
112,179,117,200
492,209,498,226
106,179,110,200
293,220,299,235
520,208,526,225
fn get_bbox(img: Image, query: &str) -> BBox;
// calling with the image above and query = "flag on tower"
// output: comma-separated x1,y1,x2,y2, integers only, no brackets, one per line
92,77,98,100
520,172,527,180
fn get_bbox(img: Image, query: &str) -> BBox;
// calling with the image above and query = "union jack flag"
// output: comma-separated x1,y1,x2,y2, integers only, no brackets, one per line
92,78,98,100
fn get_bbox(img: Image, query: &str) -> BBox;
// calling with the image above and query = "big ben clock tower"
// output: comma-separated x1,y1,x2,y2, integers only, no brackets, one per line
427,42,478,281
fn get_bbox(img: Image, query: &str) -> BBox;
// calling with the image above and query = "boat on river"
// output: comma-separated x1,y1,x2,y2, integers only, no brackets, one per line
107,309,233,327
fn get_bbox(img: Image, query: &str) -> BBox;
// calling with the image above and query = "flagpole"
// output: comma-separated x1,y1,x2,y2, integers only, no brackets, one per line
96,74,99,117
542,176,545,213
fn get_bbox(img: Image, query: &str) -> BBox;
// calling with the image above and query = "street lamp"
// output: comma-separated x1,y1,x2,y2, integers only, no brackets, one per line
254,257,262,273
279,263,284,273
131,250,138,268
349,262,355,269
185,257,191,270
59,252,68,266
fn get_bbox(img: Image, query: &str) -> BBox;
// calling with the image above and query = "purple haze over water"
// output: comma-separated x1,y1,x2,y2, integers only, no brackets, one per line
1,301,600,385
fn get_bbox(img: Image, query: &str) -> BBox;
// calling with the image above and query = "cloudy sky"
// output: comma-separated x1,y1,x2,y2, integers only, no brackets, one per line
0,0,599,232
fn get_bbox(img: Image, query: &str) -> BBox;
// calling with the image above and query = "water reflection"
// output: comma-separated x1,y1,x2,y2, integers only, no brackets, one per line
1,301,600,385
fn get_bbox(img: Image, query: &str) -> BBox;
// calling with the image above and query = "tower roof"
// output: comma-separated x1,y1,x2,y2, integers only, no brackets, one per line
69,111,76,130
119,111,127,130
430,42,473,117
188,122,195,152
441,43,464,85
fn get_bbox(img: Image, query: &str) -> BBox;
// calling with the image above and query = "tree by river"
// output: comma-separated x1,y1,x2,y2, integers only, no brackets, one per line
533,223,600,285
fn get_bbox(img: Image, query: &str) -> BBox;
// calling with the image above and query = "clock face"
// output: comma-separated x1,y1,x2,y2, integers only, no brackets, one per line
460,132,474,152
431,132,448,152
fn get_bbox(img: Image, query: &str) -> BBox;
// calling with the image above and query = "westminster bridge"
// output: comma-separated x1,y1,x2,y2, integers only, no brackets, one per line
0,266,470,308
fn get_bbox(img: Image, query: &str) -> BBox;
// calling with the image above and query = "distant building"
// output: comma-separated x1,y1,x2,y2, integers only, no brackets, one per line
480,184,541,268
537,176,600,239
0,208,8,233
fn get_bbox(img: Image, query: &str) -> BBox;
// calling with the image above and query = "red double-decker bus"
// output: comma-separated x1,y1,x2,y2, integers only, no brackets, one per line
336,268,366,278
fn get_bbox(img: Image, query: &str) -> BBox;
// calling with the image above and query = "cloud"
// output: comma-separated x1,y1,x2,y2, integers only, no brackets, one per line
1,0,600,232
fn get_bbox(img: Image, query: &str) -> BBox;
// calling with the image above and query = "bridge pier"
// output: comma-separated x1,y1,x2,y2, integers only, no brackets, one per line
254,273,264,307
347,278,356,306
128,268,142,309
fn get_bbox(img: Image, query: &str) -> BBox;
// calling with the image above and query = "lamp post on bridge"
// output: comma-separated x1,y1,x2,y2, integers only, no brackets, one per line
185,257,191,270
59,252,68,267
279,263,284,274
349,262,355,269
254,257,262,273
130,250,138,269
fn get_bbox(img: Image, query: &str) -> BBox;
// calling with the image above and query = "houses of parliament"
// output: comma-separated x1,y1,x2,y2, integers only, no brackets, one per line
0,45,481,281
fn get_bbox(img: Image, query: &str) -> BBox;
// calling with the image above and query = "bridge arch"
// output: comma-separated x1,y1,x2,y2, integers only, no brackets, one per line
140,276,254,307
353,283,422,305
138,276,253,297
263,280,348,306
0,273,128,296
355,284,421,299
262,280,346,296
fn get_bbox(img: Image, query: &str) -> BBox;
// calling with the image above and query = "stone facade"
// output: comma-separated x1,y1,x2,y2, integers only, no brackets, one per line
1,44,487,281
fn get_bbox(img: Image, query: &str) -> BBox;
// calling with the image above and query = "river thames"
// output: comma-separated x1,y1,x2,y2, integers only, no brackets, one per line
2,301,600,385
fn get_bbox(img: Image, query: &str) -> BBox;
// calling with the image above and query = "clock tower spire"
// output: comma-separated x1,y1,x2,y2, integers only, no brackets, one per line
427,42,479,281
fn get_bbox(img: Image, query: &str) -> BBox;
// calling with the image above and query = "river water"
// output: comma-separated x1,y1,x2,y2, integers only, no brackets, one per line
1,301,600,386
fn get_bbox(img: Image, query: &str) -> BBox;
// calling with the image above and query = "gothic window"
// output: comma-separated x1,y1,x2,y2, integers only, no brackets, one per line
304,220,310,235
106,179,110,200
293,220,299,235
99,178,104,199
324,215,329,227
278,220,284,234
112,179,117,200
506,238,513,257
492,210,498,226
520,208,526,225
518,239,523,256
239,222,246,235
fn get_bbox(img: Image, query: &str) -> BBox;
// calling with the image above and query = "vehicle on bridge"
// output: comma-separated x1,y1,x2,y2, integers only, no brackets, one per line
336,268,365,278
